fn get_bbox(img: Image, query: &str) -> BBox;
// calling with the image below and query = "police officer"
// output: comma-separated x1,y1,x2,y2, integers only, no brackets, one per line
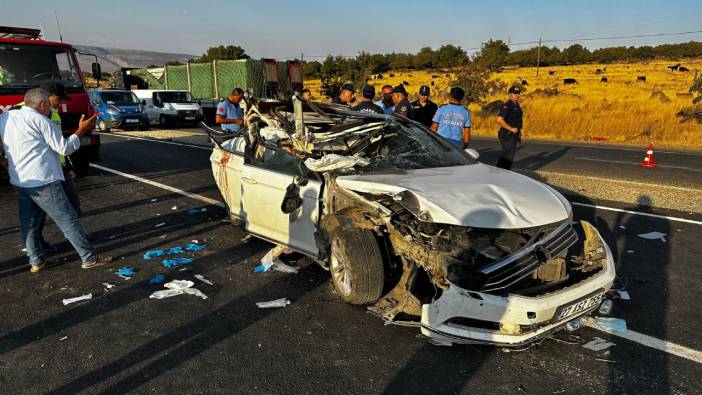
374,84,395,115
351,86,383,114
431,86,471,149
412,85,438,127
495,85,523,170
216,88,244,133
332,83,355,106
392,85,414,119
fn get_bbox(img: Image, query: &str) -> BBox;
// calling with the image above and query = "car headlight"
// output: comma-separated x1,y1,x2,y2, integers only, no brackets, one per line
105,105,121,115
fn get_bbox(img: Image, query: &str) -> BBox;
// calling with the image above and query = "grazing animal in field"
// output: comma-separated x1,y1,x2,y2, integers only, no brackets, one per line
668,63,681,71
389,73,395,77
637,76,647,82
408,74,413,77
376,73,383,79
600,77,608,83
431,75,438,78
431,81,435,86
679,66,690,72
563,78,578,85
595,68,603,74
402,81,409,86
603,67,607,71
548,70,556,75
445,73,450,77
521,80,529,86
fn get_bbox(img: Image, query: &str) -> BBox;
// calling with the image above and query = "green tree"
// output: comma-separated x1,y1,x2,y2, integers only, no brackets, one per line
413,47,436,69
474,39,510,71
561,44,591,64
436,44,469,68
194,45,249,63
452,65,491,105
690,72,702,104
303,61,322,79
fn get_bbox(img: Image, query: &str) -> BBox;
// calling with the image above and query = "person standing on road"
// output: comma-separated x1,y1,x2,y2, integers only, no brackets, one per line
352,86,384,114
431,87,471,149
392,85,414,119
0,88,112,272
216,88,244,133
495,85,523,170
374,85,395,115
332,83,355,106
412,85,438,127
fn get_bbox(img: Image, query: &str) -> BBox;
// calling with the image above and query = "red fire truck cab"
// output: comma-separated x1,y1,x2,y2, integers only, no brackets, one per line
0,26,100,178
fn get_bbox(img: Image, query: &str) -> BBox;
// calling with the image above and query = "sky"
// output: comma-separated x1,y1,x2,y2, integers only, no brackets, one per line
3,0,702,58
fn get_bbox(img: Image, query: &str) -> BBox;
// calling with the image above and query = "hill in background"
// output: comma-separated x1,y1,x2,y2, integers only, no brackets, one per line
73,45,194,73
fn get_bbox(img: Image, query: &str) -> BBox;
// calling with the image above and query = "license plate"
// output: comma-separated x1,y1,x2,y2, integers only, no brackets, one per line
553,291,604,322
185,116,196,120
125,119,139,123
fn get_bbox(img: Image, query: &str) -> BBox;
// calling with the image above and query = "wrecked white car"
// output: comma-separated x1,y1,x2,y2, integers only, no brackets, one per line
205,97,615,347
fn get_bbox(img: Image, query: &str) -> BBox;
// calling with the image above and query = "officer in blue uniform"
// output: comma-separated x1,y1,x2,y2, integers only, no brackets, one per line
495,85,523,169
374,85,395,115
352,86,383,114
216,88,244,133
392,85,414,119
431,87,471,148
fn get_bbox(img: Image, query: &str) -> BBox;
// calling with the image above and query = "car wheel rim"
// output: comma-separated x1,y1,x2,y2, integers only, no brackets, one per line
330,239,352,296
98,120,106,131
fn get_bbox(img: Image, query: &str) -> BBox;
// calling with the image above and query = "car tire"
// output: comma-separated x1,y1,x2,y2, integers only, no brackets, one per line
97,119,110,132
139,123,150,131
330,228,385,305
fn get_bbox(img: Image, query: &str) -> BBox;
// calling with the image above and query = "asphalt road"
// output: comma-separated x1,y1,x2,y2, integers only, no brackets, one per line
1,134,701,394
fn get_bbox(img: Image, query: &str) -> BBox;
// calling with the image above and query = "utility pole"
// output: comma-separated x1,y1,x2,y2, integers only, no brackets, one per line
536,37,542,77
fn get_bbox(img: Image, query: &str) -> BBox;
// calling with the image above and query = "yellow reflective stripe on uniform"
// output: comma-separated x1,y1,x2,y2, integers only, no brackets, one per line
50,110,66,166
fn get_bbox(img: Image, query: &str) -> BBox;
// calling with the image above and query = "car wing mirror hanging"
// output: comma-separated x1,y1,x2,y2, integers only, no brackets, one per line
464,148,480,161
281,178,304,222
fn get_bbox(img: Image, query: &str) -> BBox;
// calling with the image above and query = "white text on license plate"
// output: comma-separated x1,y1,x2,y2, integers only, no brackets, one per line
125,119,139,123
555,293,604,321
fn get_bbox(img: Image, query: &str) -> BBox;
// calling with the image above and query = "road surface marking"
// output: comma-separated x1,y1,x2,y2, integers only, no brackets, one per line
585,322,702,364
89,163,225,208
571,202,702,226
574,156,702,173
521,169,702,193
95,132,212,150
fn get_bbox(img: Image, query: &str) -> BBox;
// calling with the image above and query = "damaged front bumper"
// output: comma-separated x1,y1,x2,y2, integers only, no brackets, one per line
419,221,616,347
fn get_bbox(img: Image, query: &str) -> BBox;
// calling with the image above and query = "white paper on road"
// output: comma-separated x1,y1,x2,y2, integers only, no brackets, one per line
150,280,208,300
256,298,291,308
194,274,214,285
583,337,616,351
62,293,93,305
618,290,631,300
637,231,667,242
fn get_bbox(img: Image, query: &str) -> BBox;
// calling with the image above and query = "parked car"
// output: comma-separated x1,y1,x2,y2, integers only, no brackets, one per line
133,89,202,127
205,98,616,347
88,89,148,132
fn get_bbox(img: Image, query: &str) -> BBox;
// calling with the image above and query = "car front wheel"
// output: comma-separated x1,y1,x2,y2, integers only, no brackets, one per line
97,118,110,132
330,228,385,305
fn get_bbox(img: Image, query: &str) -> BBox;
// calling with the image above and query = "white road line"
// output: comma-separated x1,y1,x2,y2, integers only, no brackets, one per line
95,132,212,150
574,156,702,173
520,169,702,193
571,202,702,226
585,322,702,364
89,163,225,208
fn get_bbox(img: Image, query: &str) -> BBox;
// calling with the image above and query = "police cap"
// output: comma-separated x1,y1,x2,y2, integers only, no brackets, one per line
508,85,522,94
418,85,430,96
393,84,407,95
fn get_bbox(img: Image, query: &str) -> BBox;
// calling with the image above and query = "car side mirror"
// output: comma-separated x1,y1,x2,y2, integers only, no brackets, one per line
464,148,480,160
281,181,303,215
91,62,102,81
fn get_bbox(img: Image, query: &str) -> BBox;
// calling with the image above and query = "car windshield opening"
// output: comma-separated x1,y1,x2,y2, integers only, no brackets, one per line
100,91,140,105
156,91,194,103
0,43,83,93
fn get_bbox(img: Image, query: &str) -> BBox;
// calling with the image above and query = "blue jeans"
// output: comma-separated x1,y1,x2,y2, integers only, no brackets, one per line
15,181,95,266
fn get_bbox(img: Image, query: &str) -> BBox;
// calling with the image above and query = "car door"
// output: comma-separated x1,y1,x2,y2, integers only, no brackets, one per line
241,149,322,258
210,138,246,220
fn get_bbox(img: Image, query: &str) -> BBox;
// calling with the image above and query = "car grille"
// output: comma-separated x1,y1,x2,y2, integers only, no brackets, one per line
177,110,198,117
479,222,578,293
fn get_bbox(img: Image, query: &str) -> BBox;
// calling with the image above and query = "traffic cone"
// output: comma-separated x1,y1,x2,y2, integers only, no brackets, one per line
640,143,656,168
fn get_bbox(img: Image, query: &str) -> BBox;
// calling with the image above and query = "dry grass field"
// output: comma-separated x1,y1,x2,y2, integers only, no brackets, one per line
305,59,702,149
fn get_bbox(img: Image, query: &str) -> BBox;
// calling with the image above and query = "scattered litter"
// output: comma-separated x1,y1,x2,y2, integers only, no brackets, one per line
194,274,213,285
102,282,116,289
62,293,93,306
619,225,626,230
637,231,667,242
187,208,202,215
241,234,252,243
255,245,292,273
598,299,613,315
150,279,207,300
201,208,207,212
256,298,291,308
582,337,615,351
167,246,185,255
150,198,157,202
149,274,166,284
115,267,136,278
178,267,190,272
587,317,628,333
626,250,634,254
163,257,193,268
191,239,200,244
171,206,178,210
272,262,299,274
21,248,27,252
185,243,207,252
565,318,583,332
595,358,616,363
59,336,68,341
144,249,165,260
617,290,631,300
109,235,116,240
155,222,166,228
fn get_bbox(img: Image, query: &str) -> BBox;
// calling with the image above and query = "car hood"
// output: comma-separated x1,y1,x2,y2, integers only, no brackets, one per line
335,164,571,229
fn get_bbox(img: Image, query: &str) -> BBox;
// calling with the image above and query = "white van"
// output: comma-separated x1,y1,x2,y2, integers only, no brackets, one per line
133,89,202,127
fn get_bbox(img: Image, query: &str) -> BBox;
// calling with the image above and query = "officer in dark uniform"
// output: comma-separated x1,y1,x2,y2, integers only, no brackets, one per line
352,86,383,114
332,83,355,106
495,85,523,170
412,85,438,127
392,85,414,119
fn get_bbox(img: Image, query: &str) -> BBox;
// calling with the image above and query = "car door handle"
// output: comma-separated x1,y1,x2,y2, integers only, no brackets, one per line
241,177,257,184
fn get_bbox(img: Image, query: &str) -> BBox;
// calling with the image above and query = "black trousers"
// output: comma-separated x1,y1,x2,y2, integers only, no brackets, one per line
496,129,519,170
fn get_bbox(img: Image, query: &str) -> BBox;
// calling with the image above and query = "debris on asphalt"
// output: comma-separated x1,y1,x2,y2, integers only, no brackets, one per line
582,337,615,351
256,298,291,308
115,267,136,278
167,246,185,255
598,299,613,315
59,336,68,341
149,274,166,284
171,206,178,210
187,208,207,215
595,358,616,363
565,318,583,332
255,245,294,273
194,274,213,285
62,293,93,306
144,249,165,260
240,234,252,243
102,282,116,290
185,243,207,252
178,267,191,272
637,231,667,242
163,257,193,268
617,290,631,300
587,317,628,333
272,261,299,274
21,248,26,252
619,225,626,230
191,239,200,244
150,198,157,202
626,250,635,253
150,279,208,300
155,222,166,228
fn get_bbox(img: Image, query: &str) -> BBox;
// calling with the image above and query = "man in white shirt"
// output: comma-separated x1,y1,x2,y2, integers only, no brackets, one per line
0,88,111,272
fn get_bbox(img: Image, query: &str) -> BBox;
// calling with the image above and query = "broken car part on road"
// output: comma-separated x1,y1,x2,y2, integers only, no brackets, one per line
204,96,616,347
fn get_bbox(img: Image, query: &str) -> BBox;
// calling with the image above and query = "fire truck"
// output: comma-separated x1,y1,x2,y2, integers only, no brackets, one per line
0,26,101,178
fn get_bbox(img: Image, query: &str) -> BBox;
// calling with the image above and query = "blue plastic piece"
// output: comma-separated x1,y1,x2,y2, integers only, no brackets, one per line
187,208,201,215
253,264,269,273
167,246,185,255
143,249,165,260
149,274,166,284
162,257,193,268
185,243,207,252
594,317,628,333
115,267,136,277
